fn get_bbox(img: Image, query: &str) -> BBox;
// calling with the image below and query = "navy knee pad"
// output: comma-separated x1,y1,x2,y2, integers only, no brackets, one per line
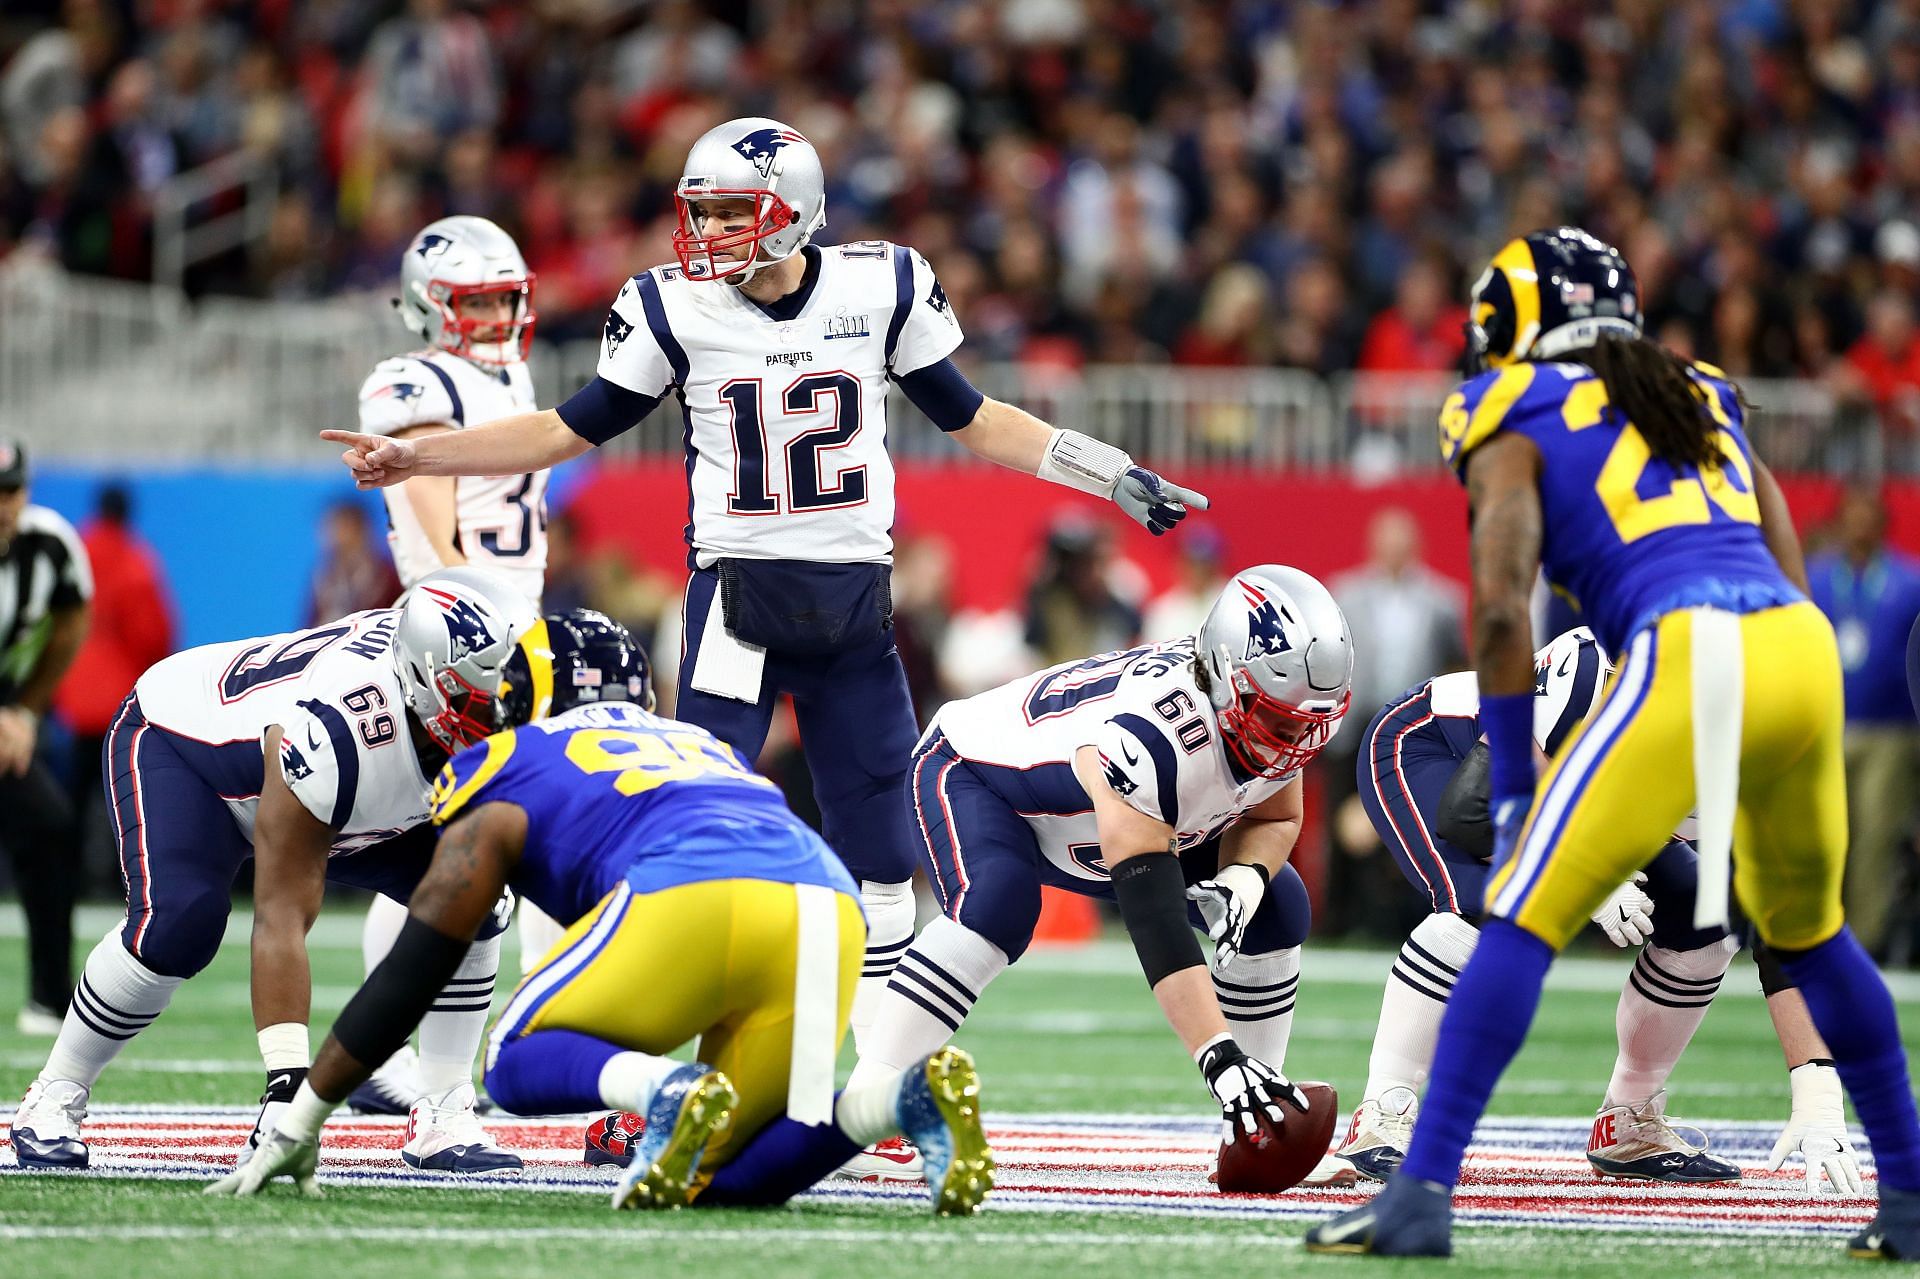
1642,840,1731,953
1234,862,1312,953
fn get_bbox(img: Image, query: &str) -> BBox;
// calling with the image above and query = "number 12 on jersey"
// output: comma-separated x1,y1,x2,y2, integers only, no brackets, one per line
721,372,867,515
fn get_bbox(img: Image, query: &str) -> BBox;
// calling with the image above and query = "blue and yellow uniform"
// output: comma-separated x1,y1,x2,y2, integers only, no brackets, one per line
1441,358,1846,951
429,700,865,1167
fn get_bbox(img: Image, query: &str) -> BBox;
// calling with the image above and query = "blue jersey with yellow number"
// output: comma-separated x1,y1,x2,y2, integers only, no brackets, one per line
429,702,856,924
1439,359,1802,654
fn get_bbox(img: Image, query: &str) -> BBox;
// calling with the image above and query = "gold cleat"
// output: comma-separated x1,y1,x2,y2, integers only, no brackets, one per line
923,1047,996,1217
611,1067,738,1211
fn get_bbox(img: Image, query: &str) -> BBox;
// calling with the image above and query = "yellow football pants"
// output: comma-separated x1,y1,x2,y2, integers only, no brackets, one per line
1486,600,1848,951
487,877,865,1167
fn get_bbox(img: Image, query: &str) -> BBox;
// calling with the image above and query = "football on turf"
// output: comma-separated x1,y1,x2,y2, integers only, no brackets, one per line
1213,1081,1338,1193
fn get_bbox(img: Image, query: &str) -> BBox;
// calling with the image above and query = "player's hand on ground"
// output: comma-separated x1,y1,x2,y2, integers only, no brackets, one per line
1770,1063,1864,1196
1198,1037,1305,1143
1187,864,1267,970
1112,466,1209,536
1590,872,1655,948
318,430,416,489
204,1127,323,1198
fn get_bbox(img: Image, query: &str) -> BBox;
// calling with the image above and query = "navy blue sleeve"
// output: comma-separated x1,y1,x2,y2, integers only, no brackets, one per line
556,376,665,446
892,357,985,432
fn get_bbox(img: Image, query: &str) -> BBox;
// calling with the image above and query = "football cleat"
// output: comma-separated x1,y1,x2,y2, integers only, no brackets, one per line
584,1110,647,1168
8,1078,90,1169
1323,1086,1418,1184
1587,1092,1740,1183
346,1046,420,1116
15,1002,64,1037
1305,1172,1454,1256
1850,1185,1920,1259
400,1082,524,1174
832,1136,925,1183
896,1047,995,1217
612,1064,737,1211
1301,1150,1360,1188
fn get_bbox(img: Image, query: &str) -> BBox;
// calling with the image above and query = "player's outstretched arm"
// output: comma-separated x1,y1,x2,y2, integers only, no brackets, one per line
250,726,333,1037
950,396,1210,536
321,409,592,489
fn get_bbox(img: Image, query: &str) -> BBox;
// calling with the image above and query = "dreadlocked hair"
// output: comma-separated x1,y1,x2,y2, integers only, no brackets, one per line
1562,332,1738,470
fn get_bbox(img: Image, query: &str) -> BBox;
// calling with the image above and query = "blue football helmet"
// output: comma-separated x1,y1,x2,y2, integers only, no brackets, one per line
501,608,653,726
1466,227,1642,374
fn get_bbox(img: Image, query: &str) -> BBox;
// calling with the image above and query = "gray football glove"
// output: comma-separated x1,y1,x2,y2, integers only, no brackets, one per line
205,1126,322,1198
1114,466,1210,536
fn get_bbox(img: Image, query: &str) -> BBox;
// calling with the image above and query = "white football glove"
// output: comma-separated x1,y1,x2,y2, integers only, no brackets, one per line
1187,864,1268,970
205,1126,323,1198
242,1067,308,1161
1197,1036,1306,1143
1590,872,1655,948
1769,1062,1864,1196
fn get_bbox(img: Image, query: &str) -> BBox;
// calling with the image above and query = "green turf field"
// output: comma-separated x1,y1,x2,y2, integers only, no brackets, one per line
3,903,1918,1276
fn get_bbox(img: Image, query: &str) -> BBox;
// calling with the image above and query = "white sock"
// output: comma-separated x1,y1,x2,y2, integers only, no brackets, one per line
1363,912,1479,1102
415,933,500,1095
835,1067,906,1146
850,879,916,1055
846,917,1007,1091
597,1051,684,1114
45,929,183,1088
1213,947,1299,1071
362,893,409,974
1604,937,1737,1107
516,899,567,976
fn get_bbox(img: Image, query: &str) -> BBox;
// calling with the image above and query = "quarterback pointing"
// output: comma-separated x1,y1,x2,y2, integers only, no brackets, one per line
322,117,1208,1177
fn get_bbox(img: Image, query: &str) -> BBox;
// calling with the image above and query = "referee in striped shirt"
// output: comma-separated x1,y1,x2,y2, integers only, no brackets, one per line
0,441,93,1035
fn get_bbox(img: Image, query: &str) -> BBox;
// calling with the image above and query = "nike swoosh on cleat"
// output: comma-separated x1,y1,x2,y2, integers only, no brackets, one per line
1305,1212,1376,1254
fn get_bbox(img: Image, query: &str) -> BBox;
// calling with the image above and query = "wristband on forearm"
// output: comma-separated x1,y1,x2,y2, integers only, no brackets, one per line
1112,852,1206,987
1479,692,1537,799
1037,428,1132,498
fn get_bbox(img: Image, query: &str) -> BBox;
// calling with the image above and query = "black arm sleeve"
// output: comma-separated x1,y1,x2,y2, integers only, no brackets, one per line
1435,742,1495,861
1111,852,1206,988
330,915,474,1074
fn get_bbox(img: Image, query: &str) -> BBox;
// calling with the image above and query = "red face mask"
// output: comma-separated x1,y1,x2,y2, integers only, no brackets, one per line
429,277,537,365
672,190,798,282
428,667,501,749
1216,669,1349,779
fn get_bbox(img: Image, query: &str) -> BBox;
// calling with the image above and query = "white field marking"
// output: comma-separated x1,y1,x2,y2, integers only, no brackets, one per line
0,1054,269,1075
0,1224,1293,1247
16,908,1920,1001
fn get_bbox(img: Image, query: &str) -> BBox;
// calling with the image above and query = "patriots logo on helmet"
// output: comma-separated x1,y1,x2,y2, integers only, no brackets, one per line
421,586,496,659
1240,580,1294,661
413,233,455,259
603,309,633,357
370,382,423,403
732,126,808,180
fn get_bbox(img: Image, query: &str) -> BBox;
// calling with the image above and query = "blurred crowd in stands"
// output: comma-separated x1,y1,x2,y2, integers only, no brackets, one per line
5,0,1920,425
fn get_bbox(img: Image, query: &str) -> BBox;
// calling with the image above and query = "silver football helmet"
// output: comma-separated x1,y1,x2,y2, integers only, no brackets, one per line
1196,565,1354,779
673,116,827,285
393,566,538,751
1531,626,1611,756
396,215,536,366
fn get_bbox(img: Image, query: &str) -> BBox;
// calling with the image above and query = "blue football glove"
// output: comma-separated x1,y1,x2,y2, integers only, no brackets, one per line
1113,467,1209,536
1490,791,1530,868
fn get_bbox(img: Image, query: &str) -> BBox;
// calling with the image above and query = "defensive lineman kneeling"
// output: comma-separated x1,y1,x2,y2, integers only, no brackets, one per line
848,565,1350,1159
213,615,994,1214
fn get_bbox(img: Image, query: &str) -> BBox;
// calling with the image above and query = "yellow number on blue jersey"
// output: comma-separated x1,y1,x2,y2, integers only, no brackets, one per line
564,727,771,796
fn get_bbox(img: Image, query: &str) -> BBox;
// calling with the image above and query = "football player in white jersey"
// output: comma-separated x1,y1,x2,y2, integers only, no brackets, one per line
350,216,566,1119
322,117,1210,1179
7,569,541,1175
846,565,1352,1164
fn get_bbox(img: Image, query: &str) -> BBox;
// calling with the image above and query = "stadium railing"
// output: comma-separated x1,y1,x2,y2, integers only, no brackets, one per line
0,262,1866,475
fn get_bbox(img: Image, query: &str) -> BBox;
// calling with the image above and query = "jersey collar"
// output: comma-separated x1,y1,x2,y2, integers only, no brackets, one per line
738,245,822,323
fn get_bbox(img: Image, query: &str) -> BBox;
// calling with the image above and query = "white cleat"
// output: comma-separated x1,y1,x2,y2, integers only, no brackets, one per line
1302,1149,1360,1188
401,1082,524,1175
1325,1086,1419,1183
9,1078,91,1169
347,1045,421,1116
831,1135,925,1183
15,1003,64,1037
